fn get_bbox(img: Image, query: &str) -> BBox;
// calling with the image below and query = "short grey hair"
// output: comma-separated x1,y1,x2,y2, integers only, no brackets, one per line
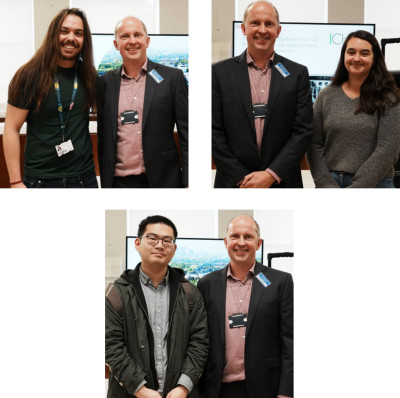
114,16,148,39
242,1,280,25
225,215,261,238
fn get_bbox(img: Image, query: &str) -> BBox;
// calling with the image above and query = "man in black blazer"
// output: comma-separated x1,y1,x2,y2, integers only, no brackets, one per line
197,215,293,398
97,16,188,188
212,1,313,188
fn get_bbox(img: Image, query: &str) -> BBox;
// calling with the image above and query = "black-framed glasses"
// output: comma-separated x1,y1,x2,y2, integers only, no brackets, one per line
141,234,175,249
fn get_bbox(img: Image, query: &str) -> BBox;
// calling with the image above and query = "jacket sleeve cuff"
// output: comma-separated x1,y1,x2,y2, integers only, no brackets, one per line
178,373,194,393
133,380,147,395
266,168,281,184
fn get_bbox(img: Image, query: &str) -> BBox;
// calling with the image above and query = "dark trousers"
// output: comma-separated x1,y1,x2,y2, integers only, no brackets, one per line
112,174,149,188
219,381,249,398
23,171,98,188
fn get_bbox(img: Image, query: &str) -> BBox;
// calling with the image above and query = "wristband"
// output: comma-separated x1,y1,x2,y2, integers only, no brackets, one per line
10,180,23,186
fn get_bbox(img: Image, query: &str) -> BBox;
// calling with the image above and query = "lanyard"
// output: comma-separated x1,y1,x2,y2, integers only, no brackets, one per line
54,68,78,141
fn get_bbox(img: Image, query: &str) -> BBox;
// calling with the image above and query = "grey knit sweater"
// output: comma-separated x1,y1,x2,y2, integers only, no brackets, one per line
307,84,400,188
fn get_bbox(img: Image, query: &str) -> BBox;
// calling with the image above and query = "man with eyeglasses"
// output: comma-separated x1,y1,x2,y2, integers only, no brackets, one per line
105,215,208,398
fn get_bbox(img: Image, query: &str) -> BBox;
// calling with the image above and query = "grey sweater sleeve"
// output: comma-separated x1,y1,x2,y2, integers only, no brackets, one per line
306,89,340,187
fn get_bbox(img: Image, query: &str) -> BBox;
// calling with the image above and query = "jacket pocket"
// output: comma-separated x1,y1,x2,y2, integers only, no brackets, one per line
161,149,179,162
266,357,281,368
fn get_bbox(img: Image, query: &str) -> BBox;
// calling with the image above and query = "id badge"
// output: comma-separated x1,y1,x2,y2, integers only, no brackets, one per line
121,110,139,125
253,103,267,118
228,313,248,328
55,139,74,157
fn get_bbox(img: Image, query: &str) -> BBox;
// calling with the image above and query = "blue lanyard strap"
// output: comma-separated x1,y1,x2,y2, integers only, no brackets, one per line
54,68,78,141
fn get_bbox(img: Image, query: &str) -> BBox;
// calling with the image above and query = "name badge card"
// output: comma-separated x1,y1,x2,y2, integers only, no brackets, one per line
253,103,267,118
121,110,139,125
275,62,290,78
228,313,248,328
149,69,164,84
55,139,74,157
256,273,271,288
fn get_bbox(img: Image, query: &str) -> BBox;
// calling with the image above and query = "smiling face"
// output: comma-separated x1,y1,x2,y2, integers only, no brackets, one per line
344,37,374,81
241,1,281,60
58,14,84,67
224,216,262,269
114,17,150,67
135,223,176,270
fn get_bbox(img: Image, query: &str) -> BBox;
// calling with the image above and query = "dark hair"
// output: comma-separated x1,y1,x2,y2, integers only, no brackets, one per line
331,30,400,116
8,8,97,112
137,215,178,240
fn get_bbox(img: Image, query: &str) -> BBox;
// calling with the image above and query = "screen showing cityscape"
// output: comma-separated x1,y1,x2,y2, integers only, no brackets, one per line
126,237,264,285
233,22,375,101
92,33,188,83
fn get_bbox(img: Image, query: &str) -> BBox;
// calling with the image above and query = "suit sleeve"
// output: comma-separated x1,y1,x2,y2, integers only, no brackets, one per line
105,297,147,395
212,64,252,186
180,287,209,385
279,273,294,397
267,66,313,182
174,69,188,186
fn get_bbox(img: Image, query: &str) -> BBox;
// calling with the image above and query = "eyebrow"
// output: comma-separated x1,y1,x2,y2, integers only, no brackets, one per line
60,26,84,32
146,233,174,239
347,47,371,52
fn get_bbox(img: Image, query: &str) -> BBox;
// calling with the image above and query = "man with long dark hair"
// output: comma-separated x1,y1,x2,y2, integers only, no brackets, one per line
3,8,98,188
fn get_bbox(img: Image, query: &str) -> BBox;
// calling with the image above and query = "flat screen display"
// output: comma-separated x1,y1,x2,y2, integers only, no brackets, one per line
233,22,375,101
92,33,189,83
126,237,264,285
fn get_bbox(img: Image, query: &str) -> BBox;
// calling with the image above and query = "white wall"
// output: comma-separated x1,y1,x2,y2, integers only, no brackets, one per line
365,0,400,70
128,209,219,238
255,209,294,274
0,0,34,109
235,0,327,22
71,0,160,34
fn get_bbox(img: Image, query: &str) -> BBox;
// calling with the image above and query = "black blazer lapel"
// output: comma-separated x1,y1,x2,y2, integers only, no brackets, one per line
215,266,228,347
143,59,158,132
246,262,268,335
110,67,122,143
234,51,256,137
264,54,285,131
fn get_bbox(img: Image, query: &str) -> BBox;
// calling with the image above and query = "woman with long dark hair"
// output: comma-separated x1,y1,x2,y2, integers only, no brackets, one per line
307,30,400,188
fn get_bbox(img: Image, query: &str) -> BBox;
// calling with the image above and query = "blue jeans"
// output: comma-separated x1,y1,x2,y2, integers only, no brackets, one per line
330,171,395,188
23,171,98,188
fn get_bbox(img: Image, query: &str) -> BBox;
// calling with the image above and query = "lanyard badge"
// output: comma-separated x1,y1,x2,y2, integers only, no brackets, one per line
54,69,78,156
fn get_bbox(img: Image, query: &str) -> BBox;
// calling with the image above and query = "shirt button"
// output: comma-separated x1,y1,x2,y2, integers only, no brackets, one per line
243,335,245,339
137,131,141,134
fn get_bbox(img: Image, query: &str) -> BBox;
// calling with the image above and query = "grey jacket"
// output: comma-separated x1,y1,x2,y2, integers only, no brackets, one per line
105,264,209,398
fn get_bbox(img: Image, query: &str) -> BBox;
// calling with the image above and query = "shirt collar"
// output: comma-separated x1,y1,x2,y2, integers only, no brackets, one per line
139,265,169,287
121,59,148,79
227,262,255,281
246,51,274,72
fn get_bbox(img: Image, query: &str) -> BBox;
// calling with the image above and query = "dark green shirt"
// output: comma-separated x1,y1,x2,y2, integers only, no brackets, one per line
9,65,95,178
